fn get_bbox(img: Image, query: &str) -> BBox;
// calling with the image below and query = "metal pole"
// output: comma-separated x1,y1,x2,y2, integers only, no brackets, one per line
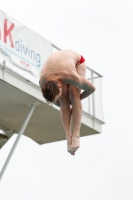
91,71,95,127
0,104,36,181
88,96,90,114
2,60,6,80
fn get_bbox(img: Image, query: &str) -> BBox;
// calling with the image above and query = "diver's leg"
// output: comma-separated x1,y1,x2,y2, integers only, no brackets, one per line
59,84,72,152
69,62,86,154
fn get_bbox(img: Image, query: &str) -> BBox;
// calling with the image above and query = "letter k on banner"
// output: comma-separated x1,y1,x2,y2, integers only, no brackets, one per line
4,19,14,48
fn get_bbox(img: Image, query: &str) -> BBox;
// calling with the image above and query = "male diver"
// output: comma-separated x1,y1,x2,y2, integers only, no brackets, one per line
39,49,95,155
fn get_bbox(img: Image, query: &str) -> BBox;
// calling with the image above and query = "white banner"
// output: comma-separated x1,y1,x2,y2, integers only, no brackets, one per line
0,10,52,77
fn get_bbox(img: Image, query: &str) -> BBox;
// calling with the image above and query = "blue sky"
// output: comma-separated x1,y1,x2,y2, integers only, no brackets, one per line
0,0,133,200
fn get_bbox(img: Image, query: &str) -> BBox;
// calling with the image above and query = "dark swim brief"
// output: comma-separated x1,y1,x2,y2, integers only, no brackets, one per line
77,55,85,65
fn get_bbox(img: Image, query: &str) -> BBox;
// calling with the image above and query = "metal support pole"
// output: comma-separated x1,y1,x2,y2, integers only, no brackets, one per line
91,71,95,127
0,104,36,181
2,60,6,80
88,96,90,114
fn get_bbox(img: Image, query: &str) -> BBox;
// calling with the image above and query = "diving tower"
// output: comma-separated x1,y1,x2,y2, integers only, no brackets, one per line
0,44,104,180
0,10,104,180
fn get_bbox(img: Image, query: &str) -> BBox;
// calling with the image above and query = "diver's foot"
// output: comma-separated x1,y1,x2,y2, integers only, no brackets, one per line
66,135,72,154
71,137,80,153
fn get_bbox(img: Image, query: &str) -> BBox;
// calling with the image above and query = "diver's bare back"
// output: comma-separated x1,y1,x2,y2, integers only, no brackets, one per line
40,49,81,85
